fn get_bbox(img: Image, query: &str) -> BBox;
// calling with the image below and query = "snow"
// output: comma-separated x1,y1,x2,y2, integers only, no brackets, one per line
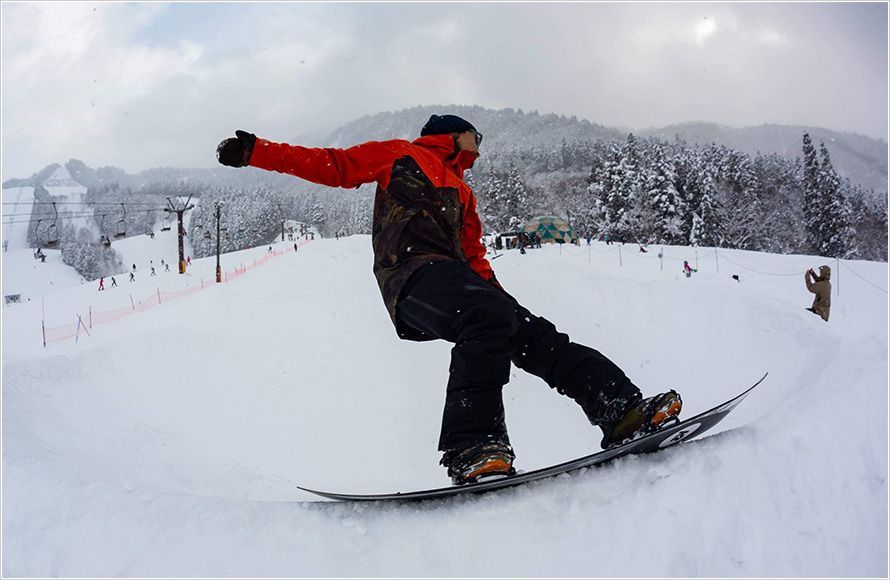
2,197,888,576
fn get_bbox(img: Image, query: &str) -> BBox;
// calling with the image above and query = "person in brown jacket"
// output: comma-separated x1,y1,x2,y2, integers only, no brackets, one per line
805,265,831,321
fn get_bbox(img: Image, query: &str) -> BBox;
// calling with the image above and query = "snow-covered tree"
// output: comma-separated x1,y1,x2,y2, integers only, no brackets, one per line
714,148,760,250
643,140,683,244
502,161,529,231
815,141,856,257
802,133,822,254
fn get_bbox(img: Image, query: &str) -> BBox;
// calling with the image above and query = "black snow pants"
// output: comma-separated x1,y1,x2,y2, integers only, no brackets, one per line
395,260,642,453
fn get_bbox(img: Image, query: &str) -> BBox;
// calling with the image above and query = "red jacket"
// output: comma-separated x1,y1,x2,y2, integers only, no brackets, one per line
249,134,496,338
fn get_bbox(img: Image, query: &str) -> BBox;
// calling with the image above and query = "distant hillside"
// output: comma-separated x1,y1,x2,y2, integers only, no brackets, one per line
313,106,887,196
636,121,887,195
4,105,886,196
318,105,623,151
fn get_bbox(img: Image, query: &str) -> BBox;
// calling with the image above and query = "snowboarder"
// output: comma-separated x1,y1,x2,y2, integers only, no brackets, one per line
605,234,613,245
129,272,135,282
683,261,695,278
216,115,682,485
111,277,118,287
165,263,170,272
150,267,156,276
98,277,105,291
639,245,647,253
805,266,831,321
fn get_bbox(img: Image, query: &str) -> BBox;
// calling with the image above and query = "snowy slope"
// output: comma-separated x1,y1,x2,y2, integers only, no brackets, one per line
2,185,86,300
2,228,887,577
1,168,203,299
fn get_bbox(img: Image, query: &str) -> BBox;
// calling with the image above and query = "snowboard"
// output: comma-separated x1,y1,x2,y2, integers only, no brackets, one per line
298,372,767,502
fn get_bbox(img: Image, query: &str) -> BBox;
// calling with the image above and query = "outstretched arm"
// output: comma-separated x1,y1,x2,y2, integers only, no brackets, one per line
217,130,401,190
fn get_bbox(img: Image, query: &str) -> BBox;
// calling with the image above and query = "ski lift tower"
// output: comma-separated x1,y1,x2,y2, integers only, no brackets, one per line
164,195,194,274
215,202,224,283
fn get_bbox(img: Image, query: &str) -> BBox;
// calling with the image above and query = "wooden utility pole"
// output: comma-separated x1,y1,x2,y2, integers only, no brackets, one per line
164,196,194,274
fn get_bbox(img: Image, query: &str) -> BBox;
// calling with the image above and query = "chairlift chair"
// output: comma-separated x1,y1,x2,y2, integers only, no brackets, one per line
114,203,127,238
44,223,59,248
99,214,112,247
145,210,155,236
43,202,60,248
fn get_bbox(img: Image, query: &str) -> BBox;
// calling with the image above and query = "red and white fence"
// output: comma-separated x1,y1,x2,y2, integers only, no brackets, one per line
42,241,311,346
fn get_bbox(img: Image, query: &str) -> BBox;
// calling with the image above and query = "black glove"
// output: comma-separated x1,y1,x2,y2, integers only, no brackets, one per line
216,130,257,167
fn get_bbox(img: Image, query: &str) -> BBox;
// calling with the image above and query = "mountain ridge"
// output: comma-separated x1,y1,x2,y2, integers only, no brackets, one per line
4,106,887,195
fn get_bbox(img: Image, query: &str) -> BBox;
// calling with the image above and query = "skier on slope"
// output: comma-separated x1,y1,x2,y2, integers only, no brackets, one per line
216,114,682,485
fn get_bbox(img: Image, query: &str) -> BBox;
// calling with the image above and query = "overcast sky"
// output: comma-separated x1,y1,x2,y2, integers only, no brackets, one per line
2,2,887,178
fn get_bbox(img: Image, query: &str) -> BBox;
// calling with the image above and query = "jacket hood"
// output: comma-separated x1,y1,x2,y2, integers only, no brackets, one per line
412,134,479,175
818,265,831,281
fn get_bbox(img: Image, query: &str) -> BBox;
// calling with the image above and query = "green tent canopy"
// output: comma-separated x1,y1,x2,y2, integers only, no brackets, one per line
522,216,579,245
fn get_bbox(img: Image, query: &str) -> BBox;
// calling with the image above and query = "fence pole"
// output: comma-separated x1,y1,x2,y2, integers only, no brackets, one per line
75,313,91,339
713,230,719,274
836,238,840,296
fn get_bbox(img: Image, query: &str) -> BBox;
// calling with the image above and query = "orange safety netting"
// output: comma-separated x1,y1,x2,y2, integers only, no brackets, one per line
43,241,310,346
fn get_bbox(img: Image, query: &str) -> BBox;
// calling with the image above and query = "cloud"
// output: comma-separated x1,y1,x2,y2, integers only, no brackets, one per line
756,29,787,46
2,3,205,171
1,2,886,177
695,17,718,45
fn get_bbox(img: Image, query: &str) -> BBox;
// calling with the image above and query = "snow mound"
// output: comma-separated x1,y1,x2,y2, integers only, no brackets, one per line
2,234,887,577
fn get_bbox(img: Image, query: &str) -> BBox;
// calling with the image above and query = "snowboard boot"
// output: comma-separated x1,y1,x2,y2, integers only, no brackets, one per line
600,390,683,449
441,442,516,485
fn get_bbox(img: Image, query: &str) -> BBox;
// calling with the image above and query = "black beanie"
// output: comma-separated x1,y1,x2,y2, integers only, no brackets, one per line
420,114,477,137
